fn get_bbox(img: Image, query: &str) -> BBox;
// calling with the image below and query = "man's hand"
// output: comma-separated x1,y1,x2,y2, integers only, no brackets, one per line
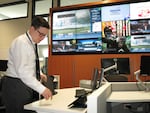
42,88,53,100
40,74,47,82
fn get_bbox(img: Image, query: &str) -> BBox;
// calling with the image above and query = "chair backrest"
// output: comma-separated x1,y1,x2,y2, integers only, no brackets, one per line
42,75,57,95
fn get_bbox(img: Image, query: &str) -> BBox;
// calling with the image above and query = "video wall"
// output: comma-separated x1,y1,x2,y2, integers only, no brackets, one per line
50,1,150,54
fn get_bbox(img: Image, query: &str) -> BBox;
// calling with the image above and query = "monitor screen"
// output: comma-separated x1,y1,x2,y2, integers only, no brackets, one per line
101,4,130,21
51,1,150,54
98,68,104,88
130,20,150,35
91,68,99,91
117,58,130,74
101,58,130,75
52,7,102,54
130,2,150,20
0,60,8,71
140,56,150,75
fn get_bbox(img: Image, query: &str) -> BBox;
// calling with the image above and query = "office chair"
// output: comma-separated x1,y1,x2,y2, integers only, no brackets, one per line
42,75,57,96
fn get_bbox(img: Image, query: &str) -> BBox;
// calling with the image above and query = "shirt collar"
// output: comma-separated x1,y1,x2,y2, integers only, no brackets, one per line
26,31,36,44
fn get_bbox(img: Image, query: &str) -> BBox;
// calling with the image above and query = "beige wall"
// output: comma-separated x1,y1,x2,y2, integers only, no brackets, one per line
0,0,32,60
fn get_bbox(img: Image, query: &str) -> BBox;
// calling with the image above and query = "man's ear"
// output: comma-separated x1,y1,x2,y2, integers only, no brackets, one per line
31,26,36,31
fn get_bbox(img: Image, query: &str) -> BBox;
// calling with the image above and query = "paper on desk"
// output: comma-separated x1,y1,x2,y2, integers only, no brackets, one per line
39,98,52,106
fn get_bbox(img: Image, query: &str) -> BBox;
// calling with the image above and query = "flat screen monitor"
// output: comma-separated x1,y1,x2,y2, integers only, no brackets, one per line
0,60,8,71
130,2,150,20
51,8,102,54
101,58,130,75
140,56,150,75
117,58,130,74
98,68,104,88
91,68,99,91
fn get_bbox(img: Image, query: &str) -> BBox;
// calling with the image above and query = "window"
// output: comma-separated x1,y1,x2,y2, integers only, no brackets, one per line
0,2,28,20
35,0,52,15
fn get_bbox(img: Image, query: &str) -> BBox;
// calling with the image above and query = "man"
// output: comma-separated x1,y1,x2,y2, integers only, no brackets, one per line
2,16,52,113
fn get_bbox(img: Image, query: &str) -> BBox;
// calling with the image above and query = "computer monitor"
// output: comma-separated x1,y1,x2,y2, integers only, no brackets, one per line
117,58,130,74
0,60,8,71
140,56,150,75
98,68,104,88
101,58,116,75
41,57,48,75
91,68,99,91
101,58,130,75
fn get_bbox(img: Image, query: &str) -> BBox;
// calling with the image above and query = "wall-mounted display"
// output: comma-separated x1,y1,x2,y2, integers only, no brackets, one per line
50,0,150,55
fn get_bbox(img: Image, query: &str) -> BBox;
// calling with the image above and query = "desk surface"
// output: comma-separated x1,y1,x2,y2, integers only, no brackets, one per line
24,87,87,113
107,91,150,103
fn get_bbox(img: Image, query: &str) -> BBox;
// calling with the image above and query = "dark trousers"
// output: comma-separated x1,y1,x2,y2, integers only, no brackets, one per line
2,76,37,113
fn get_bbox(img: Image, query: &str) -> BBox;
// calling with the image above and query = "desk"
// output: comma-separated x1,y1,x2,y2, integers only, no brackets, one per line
24,87,87,113
106,83,150,113
87,82,111,113
107,91,150,103
24,82,111,113
25,82,150,113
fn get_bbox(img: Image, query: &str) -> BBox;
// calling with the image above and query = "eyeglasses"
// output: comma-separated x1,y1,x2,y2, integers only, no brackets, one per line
37,30,47,37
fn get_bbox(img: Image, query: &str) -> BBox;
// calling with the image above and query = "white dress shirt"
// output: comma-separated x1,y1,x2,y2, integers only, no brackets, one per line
6,32,46,94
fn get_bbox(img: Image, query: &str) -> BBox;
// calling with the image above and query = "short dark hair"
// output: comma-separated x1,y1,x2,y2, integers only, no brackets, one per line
31,16,50,29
